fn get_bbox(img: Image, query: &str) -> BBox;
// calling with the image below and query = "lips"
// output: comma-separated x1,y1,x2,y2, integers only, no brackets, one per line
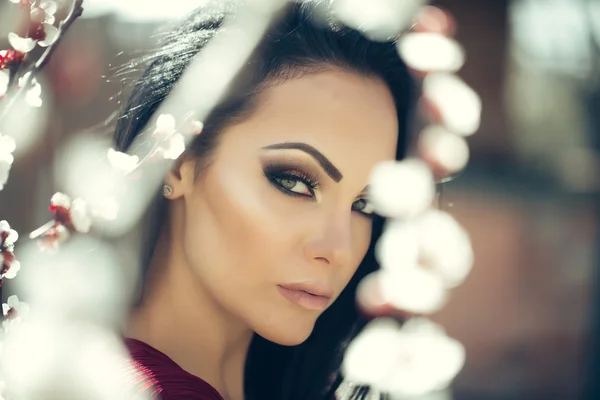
277,282,333,311
279,282,333,298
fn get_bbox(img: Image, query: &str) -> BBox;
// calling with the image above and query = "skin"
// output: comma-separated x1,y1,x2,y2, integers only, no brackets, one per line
126,68,399,400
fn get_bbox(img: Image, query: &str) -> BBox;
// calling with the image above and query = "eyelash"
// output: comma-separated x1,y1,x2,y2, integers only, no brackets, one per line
263,162,374,217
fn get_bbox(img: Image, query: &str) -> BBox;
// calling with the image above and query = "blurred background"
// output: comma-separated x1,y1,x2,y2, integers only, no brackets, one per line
1,0,599,399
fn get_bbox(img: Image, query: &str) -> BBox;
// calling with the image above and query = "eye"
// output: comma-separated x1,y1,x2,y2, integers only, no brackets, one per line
263,163,320,199
352,198,376,216
274,175,314,197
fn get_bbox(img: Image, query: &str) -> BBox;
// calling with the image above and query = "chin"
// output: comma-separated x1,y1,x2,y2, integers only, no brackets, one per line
255,321,315,346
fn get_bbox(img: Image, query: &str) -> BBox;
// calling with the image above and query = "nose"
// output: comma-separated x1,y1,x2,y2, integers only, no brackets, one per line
303,210,353,268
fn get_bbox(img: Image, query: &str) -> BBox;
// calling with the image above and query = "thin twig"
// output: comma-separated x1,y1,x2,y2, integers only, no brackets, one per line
0,0,84,121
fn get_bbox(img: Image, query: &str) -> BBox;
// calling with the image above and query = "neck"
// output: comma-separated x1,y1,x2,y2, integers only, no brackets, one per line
125,234,253,400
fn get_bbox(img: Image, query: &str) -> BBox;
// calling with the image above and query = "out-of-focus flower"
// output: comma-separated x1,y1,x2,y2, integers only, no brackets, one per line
379,267,447,314
0,220,20,282
332,0,426,41
30,22,59,47
153,114,177,141
1,259,20,280
0,135,16,190
0,220,18,248
25,80,42,107
7,33,36,54
69,198,91,233
153,114,186,160
30,1,58,25
343,317,465,397
369,159,435,218
29,192,91,250
416,209,473,288
0,70,8,97
423,73,482,136
398,33,464,73
48,192,91,234
0,49,25,69
18,72,44,107
418,125,469,180
376,210,473,290
2,295,30,332
50,191,72,210
0,379,6,400
107,148,139,174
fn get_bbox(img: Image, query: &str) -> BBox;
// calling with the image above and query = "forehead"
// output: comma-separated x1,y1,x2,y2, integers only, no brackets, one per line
223,69,399,177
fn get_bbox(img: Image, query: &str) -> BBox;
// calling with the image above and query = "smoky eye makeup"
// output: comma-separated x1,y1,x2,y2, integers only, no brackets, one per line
262,160,321,199
260,157,376,217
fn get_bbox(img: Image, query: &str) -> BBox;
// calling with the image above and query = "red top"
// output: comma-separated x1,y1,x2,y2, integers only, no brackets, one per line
124,338,225,400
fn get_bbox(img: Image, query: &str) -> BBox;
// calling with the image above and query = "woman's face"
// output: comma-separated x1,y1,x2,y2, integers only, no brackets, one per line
169,69,398,345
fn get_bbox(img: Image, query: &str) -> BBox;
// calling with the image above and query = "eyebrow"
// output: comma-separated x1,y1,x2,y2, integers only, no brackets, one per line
261,142,343,182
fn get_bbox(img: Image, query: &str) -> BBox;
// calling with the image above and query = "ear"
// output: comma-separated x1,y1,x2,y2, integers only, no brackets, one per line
164,158,197,199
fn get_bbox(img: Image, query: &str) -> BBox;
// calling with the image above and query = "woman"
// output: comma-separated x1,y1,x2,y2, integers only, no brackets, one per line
115,1,415,399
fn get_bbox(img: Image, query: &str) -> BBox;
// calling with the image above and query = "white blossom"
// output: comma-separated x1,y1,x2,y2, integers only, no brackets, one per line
423,73,482,136
7,33,36,53
418,125,469,175
2,260,20,280
343,318,465,397
154,114,177,141
25,79,43,107
70,198,91,233
0,70,8,97
332,0,426,41
398,33,465,73
416,209,473,288
107,148,139,174
2,295,30,332
378,268,447,314
161,132,186,160
37,1,58,25
0,220,18,247
377,211,473,290
38,23,59,47
0,135,16,191
50,192,72,209
369,159,435,218
376,220,419,271
153,114,186,159
17,72,43,107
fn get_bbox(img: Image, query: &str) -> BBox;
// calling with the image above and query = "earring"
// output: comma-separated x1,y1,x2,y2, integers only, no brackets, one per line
163,184,174,198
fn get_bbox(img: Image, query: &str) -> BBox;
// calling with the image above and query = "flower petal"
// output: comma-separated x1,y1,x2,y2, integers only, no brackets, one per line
70,198,92,233
0,70,9,97
0,220,10,234
398,33,465,73
0,134,16,154
7,295,19,308
369,159,435,218
156,114,176,133
6,228,18,245
51,192,72,209
25,81,42,107
423,73,482,136
107,148,139,174
378,268,447,314
8,33,36,53
416,210,473,288
162,133,186,160
40,1,58,16
38,23,59,47
4,260,20,279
